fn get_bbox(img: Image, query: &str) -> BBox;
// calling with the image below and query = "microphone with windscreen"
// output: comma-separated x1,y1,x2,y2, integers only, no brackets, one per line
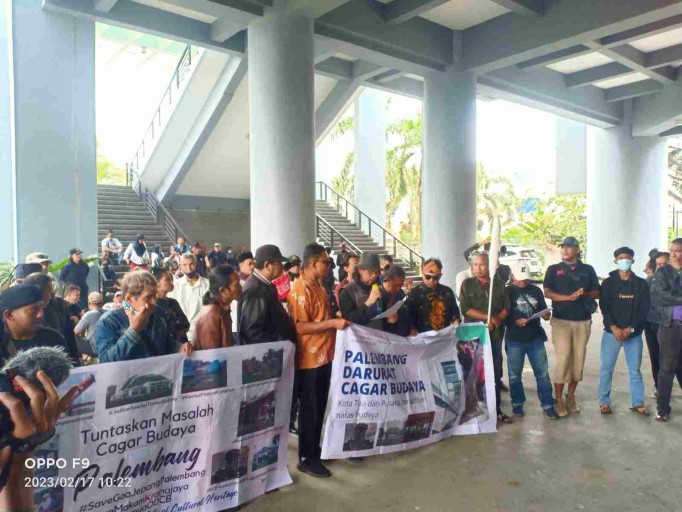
0,346,73,433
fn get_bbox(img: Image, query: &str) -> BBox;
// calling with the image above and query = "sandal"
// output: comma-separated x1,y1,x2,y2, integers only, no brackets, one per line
600,404,612,415
497,413,512,424
630,405,650,416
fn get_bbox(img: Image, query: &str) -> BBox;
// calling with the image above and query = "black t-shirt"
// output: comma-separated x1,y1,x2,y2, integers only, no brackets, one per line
6,327,69,356
208,250,228,268
408,283,461,333
543,261,599,321
196,254,208,277
505,284,548,343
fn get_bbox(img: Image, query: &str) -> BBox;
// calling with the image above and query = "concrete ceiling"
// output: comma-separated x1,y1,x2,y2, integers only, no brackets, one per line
420,0,509,30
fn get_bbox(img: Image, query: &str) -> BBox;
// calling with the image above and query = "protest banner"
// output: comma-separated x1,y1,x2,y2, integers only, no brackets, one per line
321,323,496,459
33,341,294,512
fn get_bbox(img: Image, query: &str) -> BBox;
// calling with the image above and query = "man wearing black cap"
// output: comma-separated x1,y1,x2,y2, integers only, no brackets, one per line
597,247,650,415
0,285,68,361
238,245,297,345
339,253,384,330
12,263,43,285
59,249,90,308
543,236,600,417
285,255,302,282
207,242,228,269
237,251,255,287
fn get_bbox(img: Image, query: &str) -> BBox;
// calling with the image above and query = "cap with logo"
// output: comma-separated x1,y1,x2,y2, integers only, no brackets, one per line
69,248,83,256
514,265,532,281
25,252,51,265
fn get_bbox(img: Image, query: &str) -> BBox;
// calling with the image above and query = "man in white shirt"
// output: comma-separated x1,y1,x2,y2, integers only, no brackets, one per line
168,253,209,343
101,230,123,264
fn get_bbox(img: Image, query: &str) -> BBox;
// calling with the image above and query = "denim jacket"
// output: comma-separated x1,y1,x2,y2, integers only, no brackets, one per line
649,264,682,326
95,307,179,362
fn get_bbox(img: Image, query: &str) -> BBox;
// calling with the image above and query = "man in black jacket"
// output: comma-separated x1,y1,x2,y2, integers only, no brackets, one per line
338,253,383,330
238,244,296,345
597,247,650,415
650,238,682,421
59,248,90,308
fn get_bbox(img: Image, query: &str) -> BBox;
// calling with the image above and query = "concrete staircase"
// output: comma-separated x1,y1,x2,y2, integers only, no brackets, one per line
97,184,173,297
315,199,421,284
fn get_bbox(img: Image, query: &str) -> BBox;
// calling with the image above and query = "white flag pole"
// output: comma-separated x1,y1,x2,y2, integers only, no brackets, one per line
487,215,501,326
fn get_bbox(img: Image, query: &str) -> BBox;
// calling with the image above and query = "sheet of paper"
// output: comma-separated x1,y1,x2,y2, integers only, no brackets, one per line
528,308,552,321
371,297,408,320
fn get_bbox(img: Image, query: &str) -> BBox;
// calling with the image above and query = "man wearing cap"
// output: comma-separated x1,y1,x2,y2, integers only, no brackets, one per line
101,230,122,265
12,263,43,285
74,292,106,359
504,266,557,419
59,249,90,308
191,243,208,278
237,251,255,287
543,236,600,417
460,253,512,424
238,245,296,345
103,291,124,311
285,255,302,282
597,247,650,416
207,243,228,269
408,258,461,334
0,285,68,361
23,273,79,364
339,253,384,330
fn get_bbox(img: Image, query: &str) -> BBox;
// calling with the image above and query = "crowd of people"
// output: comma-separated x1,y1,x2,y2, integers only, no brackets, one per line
4,230,682,507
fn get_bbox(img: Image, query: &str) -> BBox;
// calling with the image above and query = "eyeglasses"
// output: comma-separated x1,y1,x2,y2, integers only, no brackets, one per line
423,274,442,281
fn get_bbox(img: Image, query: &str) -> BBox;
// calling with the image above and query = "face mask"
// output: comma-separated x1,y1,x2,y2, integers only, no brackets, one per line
227,250,232,254
617,259,633,272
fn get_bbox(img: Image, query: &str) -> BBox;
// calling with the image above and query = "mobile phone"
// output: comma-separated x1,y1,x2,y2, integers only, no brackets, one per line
122,300,136,315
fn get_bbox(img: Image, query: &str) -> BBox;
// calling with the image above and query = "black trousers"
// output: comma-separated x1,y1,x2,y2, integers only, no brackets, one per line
297,363,332,460
657,322,682,414
644,321,682,390
290,370,300,428
491,338,503,414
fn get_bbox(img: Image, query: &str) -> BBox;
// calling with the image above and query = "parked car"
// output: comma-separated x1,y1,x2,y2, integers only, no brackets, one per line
500,245,543,278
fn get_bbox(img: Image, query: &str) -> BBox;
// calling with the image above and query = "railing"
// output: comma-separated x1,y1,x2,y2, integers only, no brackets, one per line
316,181,424,271
315,216,363,255
127,45,199,175
125,163,189,244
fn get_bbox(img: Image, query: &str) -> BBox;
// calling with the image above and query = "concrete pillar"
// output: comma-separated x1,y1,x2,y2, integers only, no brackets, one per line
0,0,96,266
422,69,477,287
556,117,587,195
354,88,386,236
248,8,315,256
587,124,667,277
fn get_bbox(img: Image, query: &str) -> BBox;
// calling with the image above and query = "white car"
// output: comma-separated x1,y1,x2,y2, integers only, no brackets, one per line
500,245,544,278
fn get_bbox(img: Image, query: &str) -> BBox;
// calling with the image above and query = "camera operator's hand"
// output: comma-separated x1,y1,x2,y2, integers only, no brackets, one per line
0,371,78,439
0,372,78,508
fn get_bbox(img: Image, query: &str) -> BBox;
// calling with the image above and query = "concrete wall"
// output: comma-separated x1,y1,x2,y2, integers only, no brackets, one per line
556,117,587,195
0,1,96,273
168,208,250,250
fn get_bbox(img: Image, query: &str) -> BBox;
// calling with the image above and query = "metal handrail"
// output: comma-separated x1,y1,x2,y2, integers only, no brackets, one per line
315,215,363,255
125,164,189,244
315,181,424,270
128,45,197,175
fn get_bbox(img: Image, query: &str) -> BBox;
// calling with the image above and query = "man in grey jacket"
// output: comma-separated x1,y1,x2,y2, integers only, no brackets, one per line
650,238,682,421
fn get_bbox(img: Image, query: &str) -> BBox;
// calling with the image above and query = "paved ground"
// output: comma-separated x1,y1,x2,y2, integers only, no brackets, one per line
255,314,682,512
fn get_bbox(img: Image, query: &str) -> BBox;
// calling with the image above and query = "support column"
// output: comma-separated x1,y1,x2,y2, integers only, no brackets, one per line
422,69,477,287
587,125,667,277
248,8,315,256
0,0,96,265
354,88,386,237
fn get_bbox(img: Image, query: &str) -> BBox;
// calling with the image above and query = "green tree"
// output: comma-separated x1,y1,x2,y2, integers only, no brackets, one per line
97,142,126,185
476,164,519,236
331,152,355,200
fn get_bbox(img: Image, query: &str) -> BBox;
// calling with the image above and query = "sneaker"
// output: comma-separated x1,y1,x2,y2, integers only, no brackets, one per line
565,394,580,414
512,406,525,417
654,411,670,422
555,397,568,417
544,407,559,420
297,458,331,478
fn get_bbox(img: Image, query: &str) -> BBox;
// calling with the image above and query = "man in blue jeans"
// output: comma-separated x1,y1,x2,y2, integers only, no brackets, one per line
504,267,558,419
597,247,650,415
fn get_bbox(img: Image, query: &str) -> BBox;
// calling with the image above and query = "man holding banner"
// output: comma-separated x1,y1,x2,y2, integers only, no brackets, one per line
459,253,512,424
288,243,350,478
